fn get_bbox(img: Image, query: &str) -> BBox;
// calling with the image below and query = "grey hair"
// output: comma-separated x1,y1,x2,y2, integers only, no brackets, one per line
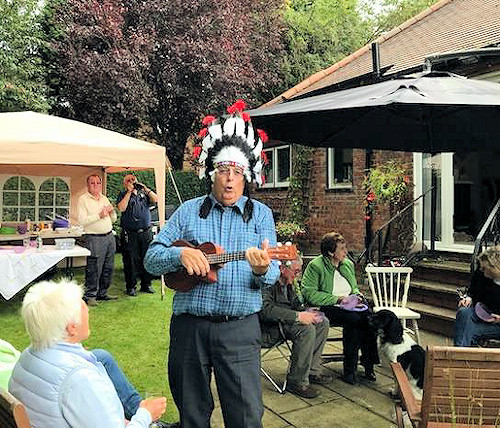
21,280,83,350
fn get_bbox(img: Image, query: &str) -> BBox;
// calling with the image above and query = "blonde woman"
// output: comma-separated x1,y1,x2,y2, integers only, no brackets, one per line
454,246,500,346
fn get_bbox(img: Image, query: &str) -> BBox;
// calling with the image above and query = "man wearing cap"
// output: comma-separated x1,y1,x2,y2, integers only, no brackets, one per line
260,256,332,399
145,100,279,428
77,174,117,305
117,174,158,296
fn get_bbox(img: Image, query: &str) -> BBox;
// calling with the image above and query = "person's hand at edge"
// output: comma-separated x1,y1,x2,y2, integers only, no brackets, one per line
139,397,167,421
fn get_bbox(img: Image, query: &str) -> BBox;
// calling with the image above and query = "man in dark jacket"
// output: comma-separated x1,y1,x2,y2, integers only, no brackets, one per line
260,257,332,398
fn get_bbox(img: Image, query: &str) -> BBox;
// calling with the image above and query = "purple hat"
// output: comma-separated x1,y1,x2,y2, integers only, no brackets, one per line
475,302,495,322
338,295,368,312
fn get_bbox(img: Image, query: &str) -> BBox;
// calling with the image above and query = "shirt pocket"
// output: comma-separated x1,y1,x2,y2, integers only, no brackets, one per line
236,231,260,251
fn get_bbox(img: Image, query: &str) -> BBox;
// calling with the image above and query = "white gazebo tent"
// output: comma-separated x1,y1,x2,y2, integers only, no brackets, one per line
0,111,167,227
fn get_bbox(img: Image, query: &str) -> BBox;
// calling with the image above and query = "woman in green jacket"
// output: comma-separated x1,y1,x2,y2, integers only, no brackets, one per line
301,231,379,385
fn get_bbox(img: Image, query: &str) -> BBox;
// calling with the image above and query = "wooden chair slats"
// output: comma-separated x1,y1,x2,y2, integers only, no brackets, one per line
391,345,500,427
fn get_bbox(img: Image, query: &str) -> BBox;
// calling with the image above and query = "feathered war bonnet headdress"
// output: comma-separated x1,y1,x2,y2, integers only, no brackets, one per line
193,99,269,186
192,99,269,222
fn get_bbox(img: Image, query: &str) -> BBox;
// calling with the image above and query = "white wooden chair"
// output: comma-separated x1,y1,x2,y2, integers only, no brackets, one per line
365,265,421,344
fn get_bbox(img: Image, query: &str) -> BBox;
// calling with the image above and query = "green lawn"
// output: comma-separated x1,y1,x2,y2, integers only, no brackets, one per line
0,255,179,423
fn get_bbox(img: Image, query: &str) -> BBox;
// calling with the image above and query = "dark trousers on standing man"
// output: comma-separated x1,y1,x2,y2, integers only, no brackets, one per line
82,233,116,299
121,227,153,292
321,305,379,376
169,313,263,428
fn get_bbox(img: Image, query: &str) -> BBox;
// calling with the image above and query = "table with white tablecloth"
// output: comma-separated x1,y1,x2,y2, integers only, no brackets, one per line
0,245,90,300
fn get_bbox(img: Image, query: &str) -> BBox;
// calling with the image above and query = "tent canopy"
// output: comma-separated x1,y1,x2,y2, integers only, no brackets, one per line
0,111,167,225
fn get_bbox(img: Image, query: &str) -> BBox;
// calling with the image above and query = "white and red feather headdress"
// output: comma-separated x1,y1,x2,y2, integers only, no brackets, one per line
193,99,269,186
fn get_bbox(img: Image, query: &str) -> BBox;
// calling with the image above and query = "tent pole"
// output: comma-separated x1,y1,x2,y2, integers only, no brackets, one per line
168,165,183,205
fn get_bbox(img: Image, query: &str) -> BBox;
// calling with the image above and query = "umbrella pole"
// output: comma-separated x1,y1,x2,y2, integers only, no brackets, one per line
430,167,437,253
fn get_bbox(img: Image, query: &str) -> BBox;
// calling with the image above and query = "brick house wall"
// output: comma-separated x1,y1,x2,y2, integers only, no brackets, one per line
254,147,412,256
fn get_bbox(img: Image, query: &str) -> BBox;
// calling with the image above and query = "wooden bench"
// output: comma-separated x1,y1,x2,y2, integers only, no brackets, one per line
0,389,30,428
391,345,500,428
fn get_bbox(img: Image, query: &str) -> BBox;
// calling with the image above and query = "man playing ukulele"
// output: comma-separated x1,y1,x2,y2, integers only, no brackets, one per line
145,100,279,428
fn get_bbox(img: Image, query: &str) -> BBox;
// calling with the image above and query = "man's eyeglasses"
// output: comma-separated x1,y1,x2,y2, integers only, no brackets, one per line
216,166,244,177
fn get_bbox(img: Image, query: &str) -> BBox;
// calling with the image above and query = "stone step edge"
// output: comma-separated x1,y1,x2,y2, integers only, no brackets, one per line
407,301,456,321
410,279,459,295
415,260,471,274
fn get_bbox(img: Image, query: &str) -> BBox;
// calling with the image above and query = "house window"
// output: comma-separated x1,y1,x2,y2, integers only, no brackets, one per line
1,176,70,222
327,148,353,189
262,145,291,188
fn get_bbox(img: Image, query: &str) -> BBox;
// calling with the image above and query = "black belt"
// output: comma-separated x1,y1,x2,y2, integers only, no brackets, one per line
87,231,112,237
186,314,249,323
124,227,150,234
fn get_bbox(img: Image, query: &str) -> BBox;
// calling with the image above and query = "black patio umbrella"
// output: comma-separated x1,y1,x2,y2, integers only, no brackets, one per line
247,71,500,154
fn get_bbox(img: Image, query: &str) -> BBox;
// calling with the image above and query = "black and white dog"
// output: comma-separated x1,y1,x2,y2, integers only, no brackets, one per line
370,309,425,398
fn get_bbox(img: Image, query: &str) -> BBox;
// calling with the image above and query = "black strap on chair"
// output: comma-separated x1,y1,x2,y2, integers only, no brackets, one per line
260,323,293,394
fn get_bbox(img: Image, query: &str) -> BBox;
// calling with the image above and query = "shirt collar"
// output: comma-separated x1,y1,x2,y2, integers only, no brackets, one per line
209,193,247,214
53,342,98,364
87,191,102,201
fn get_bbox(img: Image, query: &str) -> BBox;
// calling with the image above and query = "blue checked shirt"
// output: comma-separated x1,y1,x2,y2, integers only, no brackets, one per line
144,194,279,316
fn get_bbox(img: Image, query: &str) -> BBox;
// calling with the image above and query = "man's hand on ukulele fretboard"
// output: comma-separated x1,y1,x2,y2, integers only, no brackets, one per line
246,239,271,276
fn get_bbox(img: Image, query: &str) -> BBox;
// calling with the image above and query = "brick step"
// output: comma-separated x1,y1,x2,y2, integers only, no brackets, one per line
409,280,459,310
407,301,456,338
412,260,470,287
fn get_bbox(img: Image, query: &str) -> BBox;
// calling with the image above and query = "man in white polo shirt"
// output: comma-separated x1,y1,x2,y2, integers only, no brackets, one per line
77,174,117,305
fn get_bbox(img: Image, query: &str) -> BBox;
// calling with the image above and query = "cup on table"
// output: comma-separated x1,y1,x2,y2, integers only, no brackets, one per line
23,236,30,248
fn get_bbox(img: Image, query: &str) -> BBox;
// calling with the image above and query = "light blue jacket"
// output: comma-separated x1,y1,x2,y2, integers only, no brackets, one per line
9,342,151,428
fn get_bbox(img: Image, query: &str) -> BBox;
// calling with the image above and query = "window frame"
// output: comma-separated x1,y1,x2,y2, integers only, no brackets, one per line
0,175,71,222
326,147,354,190
262,144,291,189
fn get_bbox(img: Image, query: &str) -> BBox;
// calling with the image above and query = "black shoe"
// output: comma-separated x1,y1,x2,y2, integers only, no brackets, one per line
285,383,320,398
340,373,356,385
125,289,137,296
96,295,118,301
363,368,377,382
140,286,155,294
83,297,99,307
151,422,180,428
309,373,333,385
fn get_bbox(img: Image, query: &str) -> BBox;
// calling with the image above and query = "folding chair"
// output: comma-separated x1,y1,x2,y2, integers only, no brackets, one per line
260,323,293,394
0,389,30,428
365,265,421,344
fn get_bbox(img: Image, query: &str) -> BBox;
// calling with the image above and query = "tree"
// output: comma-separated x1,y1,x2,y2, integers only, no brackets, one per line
45,0,154,136
277,0,372,94
45,0,285,168
0,0,50,112
364,0,440,38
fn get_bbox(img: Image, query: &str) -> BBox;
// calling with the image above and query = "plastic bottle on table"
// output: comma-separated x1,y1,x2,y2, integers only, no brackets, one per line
36,235,43,251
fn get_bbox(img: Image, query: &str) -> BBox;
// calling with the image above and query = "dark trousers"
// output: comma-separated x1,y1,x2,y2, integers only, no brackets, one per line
281,318,330,386
321,305,379,376
82,233,115,298
169,314,263,428
121,228,153,291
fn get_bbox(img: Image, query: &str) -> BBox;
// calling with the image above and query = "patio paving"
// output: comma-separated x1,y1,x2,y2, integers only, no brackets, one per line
209,328,452,427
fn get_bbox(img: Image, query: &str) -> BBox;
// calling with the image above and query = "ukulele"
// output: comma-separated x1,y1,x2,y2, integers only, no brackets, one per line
164,240,298,292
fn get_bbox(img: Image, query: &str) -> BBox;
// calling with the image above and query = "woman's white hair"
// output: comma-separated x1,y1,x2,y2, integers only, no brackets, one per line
21,279,83,350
